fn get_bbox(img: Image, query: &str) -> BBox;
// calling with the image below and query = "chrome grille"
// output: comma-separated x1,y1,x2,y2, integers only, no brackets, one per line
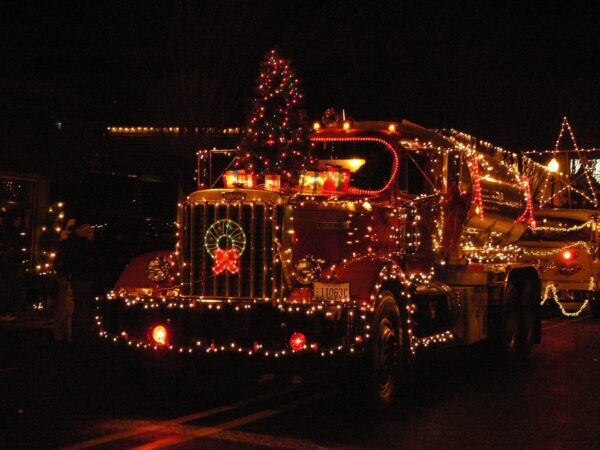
181,201,284,299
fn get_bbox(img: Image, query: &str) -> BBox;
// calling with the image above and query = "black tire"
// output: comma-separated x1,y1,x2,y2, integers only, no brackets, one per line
591,297,600,318
368,291,403,408
500,282,536,359
517,281,537,356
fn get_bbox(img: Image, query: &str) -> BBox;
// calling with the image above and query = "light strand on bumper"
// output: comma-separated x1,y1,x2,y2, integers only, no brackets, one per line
95,295,369,358
540,278,593,317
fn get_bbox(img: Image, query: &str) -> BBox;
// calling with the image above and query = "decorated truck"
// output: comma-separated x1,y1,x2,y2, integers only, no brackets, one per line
518,208,600,318
518,119,600,317
98,118,541,407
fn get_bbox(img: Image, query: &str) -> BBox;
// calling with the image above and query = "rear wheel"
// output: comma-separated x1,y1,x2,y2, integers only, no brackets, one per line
369,291,403,408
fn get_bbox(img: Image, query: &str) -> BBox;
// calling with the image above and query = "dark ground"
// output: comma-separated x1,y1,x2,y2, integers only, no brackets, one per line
1,305,599,449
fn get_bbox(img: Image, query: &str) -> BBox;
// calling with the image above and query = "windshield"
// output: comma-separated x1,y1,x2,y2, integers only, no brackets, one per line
314,141,394,191
520,217,592,242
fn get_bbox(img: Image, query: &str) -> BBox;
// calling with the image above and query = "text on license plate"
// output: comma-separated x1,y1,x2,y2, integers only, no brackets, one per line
313,282,350,302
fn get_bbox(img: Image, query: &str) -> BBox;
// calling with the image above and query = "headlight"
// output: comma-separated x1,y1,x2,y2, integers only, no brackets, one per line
147,256,170,282
294,256,322,285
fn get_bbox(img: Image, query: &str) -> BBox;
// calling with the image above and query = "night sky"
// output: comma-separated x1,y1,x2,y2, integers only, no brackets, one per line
2,1,600,151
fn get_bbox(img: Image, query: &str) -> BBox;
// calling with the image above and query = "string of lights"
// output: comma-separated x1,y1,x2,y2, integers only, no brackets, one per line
522,241,593,257
540,278,593,317
534,219,594,233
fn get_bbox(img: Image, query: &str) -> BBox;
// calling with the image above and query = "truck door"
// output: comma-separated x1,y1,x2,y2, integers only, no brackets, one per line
399,150,454,336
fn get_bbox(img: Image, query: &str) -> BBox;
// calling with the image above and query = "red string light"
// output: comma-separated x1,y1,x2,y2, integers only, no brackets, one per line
466,153,484,220
311,136,399,197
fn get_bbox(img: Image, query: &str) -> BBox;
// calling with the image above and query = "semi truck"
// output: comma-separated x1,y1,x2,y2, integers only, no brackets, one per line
98,117,541,407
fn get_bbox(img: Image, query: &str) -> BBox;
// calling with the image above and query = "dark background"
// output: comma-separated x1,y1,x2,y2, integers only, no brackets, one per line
2,0,599,155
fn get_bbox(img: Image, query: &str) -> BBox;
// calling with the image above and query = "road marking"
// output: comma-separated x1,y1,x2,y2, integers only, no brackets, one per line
192,427,332,450
542,314,591,331
61,386,299,450
131,390,338,450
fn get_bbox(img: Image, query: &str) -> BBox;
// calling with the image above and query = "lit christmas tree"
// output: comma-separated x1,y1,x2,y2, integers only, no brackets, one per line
238,49,310,181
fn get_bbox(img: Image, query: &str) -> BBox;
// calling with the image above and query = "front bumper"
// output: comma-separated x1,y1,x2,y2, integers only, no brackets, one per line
97,297,367,357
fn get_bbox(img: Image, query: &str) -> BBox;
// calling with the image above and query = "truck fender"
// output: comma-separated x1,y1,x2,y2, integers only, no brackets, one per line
331,256,404,306
333,257,414,355
113,250,178,291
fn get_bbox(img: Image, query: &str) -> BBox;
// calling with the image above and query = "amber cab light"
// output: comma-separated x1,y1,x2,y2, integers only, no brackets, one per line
289,332,307,351
152,325,168,346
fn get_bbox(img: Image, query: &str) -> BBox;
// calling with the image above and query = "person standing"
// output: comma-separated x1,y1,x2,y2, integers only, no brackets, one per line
53,219,95,343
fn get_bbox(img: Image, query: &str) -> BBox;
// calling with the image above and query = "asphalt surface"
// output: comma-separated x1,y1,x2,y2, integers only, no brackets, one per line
1,308,599,449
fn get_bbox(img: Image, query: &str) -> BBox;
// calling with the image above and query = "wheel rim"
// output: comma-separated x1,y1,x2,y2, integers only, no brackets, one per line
376,318,399,394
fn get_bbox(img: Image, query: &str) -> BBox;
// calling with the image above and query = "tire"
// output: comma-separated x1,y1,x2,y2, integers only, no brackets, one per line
368,291,403,408
517,281,537,356
500,282,536,359
591,297,600,318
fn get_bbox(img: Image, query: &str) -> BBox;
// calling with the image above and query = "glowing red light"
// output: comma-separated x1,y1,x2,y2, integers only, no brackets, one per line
562,250,574,261
152,325,168,346
289,332,307,351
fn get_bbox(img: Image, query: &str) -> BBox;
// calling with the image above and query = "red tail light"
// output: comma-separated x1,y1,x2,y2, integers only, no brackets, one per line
561,249,576,262
289,332,307,351
151,325,168,346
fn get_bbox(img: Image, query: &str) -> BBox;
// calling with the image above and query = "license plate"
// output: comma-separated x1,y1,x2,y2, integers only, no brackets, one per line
313,282,350,302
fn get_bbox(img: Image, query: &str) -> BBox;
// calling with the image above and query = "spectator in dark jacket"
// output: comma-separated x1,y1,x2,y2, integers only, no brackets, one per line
53,220,95,342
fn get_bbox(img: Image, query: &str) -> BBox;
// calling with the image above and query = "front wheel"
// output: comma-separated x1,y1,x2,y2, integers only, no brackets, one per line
368,291,403,408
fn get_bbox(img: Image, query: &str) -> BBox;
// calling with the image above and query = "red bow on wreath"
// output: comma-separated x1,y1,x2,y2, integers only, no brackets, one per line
212,248,240,275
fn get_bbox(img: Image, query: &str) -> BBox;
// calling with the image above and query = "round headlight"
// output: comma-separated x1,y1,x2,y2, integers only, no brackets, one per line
147,256,170,282
294,256,322,285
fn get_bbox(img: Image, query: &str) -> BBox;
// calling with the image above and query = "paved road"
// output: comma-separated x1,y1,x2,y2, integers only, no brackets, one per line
2,314,599,449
